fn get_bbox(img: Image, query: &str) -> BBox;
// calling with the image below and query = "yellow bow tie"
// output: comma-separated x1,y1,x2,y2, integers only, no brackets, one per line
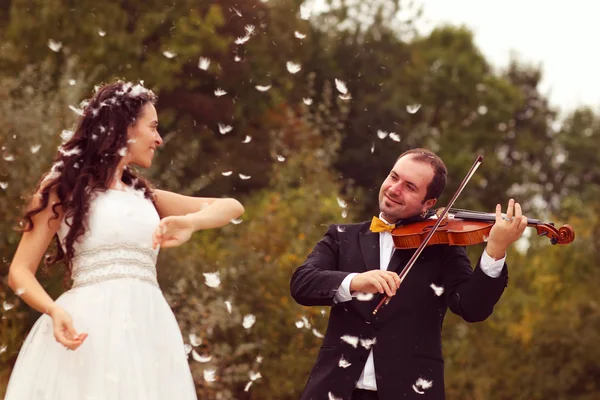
370,216,395,233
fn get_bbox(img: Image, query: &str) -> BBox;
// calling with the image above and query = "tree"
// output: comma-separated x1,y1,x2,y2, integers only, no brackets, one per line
301,12,560,219
0,57,91,395
441,212,598,400
148,82,359,399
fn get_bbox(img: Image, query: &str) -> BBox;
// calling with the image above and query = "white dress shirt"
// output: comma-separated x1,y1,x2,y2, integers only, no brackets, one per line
334,213,506,391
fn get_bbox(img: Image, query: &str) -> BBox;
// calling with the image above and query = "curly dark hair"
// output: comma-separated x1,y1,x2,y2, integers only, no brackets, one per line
21,80,158,281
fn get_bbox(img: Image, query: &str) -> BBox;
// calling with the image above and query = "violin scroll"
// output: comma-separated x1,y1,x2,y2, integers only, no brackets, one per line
535,223,575,245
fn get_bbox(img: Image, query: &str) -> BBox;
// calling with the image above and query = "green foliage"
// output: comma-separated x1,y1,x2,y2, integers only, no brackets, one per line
443,214,600,400
0,57,90,394
156,95,357,399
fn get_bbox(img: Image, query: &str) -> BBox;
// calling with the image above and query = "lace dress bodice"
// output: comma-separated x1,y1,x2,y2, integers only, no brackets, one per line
57,187,160,288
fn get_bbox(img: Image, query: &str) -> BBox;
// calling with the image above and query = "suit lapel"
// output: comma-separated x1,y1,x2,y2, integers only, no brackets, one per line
359,230,380,272
386,248,411,275
382,209,436,275
350,228,382,321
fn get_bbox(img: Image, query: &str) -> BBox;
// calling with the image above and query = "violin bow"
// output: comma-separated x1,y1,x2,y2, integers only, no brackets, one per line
372,155,484,315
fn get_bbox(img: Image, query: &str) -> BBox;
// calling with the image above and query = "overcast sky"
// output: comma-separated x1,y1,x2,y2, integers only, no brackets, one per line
415,0,600,116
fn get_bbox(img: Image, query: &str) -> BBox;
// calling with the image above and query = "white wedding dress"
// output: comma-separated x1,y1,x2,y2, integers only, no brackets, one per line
5,186,198,399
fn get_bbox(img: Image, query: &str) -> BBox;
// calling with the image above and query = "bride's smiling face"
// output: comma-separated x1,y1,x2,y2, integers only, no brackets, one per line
125,103,163,168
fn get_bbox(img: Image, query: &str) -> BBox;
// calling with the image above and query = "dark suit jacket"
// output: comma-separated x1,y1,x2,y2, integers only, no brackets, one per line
290,221,508,400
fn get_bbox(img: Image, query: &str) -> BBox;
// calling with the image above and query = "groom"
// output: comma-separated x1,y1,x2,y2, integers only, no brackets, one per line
290,148,527,400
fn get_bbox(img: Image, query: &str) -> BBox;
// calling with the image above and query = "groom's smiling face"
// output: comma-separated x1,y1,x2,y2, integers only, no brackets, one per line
378,155,437,224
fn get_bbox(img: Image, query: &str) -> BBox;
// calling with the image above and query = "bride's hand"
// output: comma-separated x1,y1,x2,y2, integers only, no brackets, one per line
49,306,88,350
152,215,194,249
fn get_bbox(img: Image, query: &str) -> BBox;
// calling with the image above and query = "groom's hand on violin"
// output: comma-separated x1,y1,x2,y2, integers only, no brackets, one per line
486,198,528,260
350,270,401,297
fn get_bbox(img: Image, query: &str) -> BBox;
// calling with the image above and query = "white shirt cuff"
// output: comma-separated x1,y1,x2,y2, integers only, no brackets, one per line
334,273,359,303
479,249,506,278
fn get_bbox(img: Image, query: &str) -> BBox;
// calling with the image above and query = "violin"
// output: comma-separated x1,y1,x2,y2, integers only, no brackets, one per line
373,155,575,315
391,208,575,249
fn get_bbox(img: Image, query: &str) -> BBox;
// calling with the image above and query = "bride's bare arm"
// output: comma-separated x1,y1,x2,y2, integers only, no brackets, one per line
151,189,244,249
154,189,244,229
7,189,87,350
8,190,63,316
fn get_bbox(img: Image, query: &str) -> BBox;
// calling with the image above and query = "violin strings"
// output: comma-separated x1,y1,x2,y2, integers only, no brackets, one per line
446,207,493,216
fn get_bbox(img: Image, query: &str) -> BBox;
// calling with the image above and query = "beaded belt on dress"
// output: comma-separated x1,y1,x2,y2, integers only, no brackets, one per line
71,244,158,288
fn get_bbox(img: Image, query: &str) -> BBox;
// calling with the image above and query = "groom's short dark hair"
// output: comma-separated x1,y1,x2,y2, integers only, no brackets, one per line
397,148,447,201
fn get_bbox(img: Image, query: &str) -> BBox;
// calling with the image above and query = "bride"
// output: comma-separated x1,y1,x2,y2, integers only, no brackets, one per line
5,80,244,399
